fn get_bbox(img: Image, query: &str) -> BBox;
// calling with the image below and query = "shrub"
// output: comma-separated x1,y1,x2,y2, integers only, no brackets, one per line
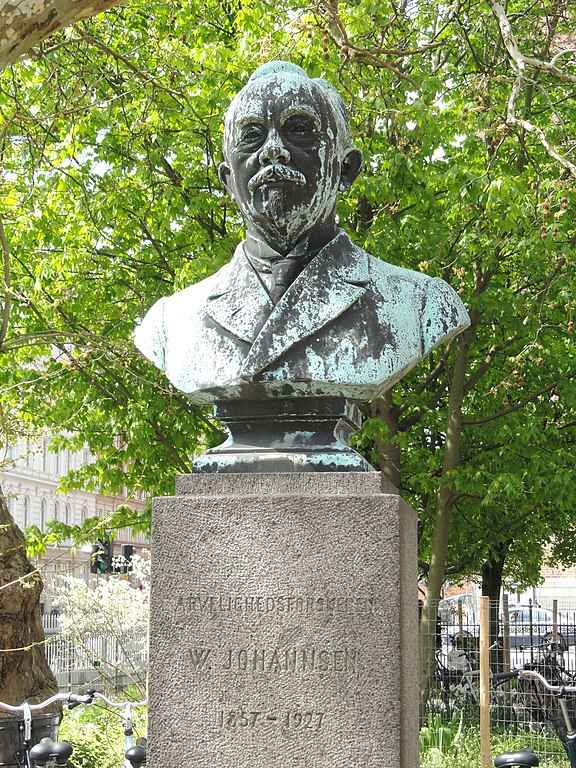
58,698,146,768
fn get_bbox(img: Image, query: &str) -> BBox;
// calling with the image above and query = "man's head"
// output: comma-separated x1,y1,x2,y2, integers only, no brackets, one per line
219,61,363,253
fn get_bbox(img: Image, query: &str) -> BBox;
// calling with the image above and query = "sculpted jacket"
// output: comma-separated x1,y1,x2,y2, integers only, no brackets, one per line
134,230,470,404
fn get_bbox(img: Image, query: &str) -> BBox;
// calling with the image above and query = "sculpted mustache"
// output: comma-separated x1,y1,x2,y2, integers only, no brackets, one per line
248,165,306,191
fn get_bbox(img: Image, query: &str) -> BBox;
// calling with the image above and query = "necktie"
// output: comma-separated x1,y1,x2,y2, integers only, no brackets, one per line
269,256,301,303
245,237,311,304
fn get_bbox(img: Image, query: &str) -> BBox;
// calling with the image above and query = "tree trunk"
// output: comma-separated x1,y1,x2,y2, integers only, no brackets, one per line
369,390,401,489
481,542,510,671
418,316,476,714
0,0,128,71
0,486,59,707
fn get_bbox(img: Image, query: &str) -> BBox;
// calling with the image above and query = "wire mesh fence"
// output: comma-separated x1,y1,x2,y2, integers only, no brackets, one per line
42,616,147,691
422,595,576,767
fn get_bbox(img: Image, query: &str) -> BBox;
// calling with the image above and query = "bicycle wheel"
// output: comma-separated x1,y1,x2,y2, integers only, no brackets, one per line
518,676,545,724
537,656,569,686
430,670,452,717
547,695,576,751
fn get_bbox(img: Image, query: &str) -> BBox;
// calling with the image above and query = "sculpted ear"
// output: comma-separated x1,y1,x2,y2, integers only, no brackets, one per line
339,148,363,192
218,162,232,195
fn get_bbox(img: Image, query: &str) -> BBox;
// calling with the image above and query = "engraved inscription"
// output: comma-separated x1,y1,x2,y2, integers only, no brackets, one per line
223,647,357,673
188,648,212,670
285,711,325,730
187,647,358,674
176,594,376,617
218,709,325,732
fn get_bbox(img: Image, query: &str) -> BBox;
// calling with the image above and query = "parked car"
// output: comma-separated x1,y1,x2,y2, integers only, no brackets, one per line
505,605,576,651
438,594,478,624
439,603,576,653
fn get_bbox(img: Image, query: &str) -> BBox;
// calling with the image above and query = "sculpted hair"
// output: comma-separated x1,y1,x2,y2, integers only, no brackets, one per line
222,61,354,161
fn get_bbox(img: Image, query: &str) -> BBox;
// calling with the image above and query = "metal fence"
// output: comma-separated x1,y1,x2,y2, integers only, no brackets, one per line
422,595,576,767
42,615,147,691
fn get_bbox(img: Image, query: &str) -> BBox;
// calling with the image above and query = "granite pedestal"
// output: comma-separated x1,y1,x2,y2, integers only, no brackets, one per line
148,473,418,768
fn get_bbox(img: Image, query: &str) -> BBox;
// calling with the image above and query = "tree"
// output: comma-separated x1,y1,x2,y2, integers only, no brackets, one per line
0,0,130,709
0,0,575,709
0,0,128,71
51,551,149,694
0,492,59,703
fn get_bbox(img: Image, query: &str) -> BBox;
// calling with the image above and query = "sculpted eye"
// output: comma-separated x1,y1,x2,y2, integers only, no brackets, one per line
239,124,266,147
283,116,317,142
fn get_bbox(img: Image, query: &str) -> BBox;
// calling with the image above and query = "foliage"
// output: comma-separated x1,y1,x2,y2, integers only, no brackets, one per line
0,0,574,603
23,508,149,558
58,695,146,768
50,551,149,692
419,724,568,768
420,710,464,764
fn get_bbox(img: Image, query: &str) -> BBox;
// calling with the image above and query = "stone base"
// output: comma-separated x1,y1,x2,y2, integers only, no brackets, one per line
148,473,418,768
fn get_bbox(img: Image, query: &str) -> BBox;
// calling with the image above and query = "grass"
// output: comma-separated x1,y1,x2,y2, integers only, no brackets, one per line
420,717,568,767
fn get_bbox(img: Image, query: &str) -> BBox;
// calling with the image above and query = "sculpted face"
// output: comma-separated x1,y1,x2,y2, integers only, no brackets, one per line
220,68,362,253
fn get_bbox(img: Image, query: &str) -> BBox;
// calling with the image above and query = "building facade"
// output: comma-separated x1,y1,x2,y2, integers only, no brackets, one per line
1,436,147,613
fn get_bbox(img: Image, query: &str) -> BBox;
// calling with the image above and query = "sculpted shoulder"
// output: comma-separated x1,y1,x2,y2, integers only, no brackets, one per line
364,249,470,354
163,259,235,311
134,259,235,372
364,247,437,291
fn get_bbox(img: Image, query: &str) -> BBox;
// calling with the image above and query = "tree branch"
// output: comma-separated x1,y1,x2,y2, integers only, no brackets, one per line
487,0,576,178
462,374,574,426
0,0,128,71
0,210,10,348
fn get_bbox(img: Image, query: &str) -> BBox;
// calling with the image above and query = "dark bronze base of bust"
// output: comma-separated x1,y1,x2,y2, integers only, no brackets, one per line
192,397,376,473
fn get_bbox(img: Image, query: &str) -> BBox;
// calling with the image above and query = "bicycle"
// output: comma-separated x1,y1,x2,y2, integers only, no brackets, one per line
74,691,147,768
493,668,576,767
434,648,480,716
517,648,575,728
0,691,91,767
519,640,575,684
0,691,147,768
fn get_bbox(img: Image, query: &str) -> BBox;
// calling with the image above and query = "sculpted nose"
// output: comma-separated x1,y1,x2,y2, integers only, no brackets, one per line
258,132,290,165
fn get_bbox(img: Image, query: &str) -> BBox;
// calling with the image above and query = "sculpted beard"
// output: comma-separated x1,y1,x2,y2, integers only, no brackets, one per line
248,165,306,230
266,188,285,226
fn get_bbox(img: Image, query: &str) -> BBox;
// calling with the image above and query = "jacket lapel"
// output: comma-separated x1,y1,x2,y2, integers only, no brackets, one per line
240,231,369,377
204,245,273,344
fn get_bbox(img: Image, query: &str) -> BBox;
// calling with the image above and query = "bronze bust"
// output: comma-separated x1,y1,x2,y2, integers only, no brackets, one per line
135,62,469,471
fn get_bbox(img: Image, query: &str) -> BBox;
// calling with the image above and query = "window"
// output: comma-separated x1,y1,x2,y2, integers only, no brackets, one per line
81,504,89,522
65,503,71,526
533,610,552,625
24,496,31,528
54,501,60,522
40,499,47,531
